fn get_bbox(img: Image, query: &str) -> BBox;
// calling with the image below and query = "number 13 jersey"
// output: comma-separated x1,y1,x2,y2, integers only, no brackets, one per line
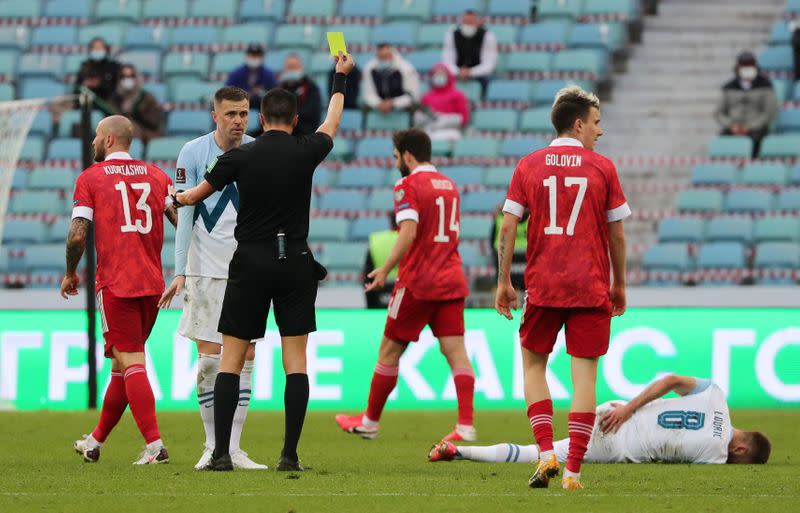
503,138,631,308
72,152,173,297
393,165,469,301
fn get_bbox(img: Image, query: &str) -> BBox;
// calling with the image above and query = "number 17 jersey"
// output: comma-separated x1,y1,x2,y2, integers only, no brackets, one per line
393,165,468,301
72,153,173,298
504,138,630,308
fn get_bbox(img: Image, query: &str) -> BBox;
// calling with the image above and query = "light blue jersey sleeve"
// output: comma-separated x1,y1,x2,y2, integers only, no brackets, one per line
174,141,199,276
687,378,713,396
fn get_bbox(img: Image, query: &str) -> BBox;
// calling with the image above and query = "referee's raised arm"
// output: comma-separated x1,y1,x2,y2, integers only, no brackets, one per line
316,52,356,139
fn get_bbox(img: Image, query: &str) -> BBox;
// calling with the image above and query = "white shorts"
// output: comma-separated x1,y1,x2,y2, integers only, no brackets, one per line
178,276,227,344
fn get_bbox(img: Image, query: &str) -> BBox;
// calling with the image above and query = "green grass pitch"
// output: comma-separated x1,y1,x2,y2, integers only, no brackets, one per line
0,410,797,512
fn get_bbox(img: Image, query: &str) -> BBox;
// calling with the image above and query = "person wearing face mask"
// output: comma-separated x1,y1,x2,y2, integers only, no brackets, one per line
414,63,470,141
278,54,322,136
442,10,499,99
110,64,162,143
225,43,278,110
74,37,121,115
714,51,778,158
363,43,421,114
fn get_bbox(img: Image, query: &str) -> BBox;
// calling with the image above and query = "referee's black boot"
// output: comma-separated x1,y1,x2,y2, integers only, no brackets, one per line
276,455,304,472
204,452,233,471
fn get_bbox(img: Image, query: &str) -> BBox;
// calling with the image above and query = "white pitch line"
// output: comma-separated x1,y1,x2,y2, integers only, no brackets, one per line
1,492,797,499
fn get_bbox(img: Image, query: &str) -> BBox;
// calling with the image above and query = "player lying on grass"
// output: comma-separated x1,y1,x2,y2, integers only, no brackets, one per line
428,375,771,466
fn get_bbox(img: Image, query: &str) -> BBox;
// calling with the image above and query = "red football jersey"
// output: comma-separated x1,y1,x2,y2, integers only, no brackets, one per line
72,152,172,298
504,138,630,308
393,165,469,301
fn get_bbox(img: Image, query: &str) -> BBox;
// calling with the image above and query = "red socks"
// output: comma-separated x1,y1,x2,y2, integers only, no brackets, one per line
364,363,399,422
91,371,127,443
566,412,596,473
453,368,475,426
123,364,161,444
527,399,554,452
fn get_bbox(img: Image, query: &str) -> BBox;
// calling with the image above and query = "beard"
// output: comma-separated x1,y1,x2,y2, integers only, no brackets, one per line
92,143,105,162
398,161,411,177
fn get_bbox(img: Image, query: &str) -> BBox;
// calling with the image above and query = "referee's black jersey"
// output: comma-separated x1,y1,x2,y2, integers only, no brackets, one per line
204,130,333,242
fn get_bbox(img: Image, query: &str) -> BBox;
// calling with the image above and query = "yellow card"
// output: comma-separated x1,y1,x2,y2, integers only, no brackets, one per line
327,32,348,57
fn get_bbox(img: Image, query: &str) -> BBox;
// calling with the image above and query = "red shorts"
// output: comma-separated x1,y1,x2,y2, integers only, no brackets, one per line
97,289,159,357
519,301,612,358
383,287,465,343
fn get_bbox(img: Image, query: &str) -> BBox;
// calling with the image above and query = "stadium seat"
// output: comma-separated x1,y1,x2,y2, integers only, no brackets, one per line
124,25,170,50
274,25,322,50
657,217,705,243
431,0,483,17
461,190,506,213
163,52,210,79
458,243,485,267
19,135,45,161
147,136,189,161
337,167,387,188
500,137,548,157
28,110,52,138
568,23,627,52
443,166,483,186
239,0,286,21
416,23,451,48
46,138,81,161
350,216,391,241
790,164,800,185
754,217,800,242
724,189,773,213
488,25,519,46
312,168,334,187
0,0,42,18
26,243,66,271
96,0,143,22
191,0,237,18
777,188,800,211
318,190,368,211
459,81,483,103
759,134,800,158
47,216,71,242
787,0,800,16
690,163,738,185
365,111,411,131
0,49,18,78
211,52,244,75
520,107,554,133
472,109,519,131
486,80,531,103
506,51,551,73
325,25,370,48
289,0,336,18
265,49,310,73
166,110,212,137
705,216,753,243
221,24,273,47
385,0,432,21
772,79,790,103
57,110,103,138
27,168,75,190
370,22,421,46
707,135,753,159
676,189,724,213
758,45,793,73
170,26,218,47
17,52,63,79
642,244,692,279
582,0,639,18
129,139,145,160
2,219,47,244
78,24,125,48
739,162,788,186
553,49,607,78
12,169,26,189
531,79,593,105
367,189,395,211
452,137,500,158
9,190,63,214
142,0,188,20
339,0,384,18
755,242,800,269
776,108,800,133
460,215,492,241
340,110,363,132
356,137,394,159
169,81,220,104
320,242,367,271
484,166,514,187
309,218,351,242
518,21,571,47
792,82,800,103
140,82,167,105
0,26,29,51
30,26,77,47
328,138,354,161
116,50,162,77
487,0,531,18
432,139,453,157
697,242,746,269
406,50,441,74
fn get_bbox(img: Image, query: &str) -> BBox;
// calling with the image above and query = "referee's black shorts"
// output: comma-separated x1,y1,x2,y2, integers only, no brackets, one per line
218,241,318,340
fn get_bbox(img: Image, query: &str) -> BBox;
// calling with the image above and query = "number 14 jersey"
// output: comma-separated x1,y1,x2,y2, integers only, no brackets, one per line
504,138,631,308
393,165,468,301
72,152,173,297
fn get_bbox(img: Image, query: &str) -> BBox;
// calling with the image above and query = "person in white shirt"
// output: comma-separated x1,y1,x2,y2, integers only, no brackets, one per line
362,43,421,114
429,375,771,467
442,9,499,99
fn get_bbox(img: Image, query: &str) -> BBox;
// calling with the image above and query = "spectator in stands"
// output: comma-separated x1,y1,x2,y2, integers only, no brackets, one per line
74,37,121,115
414,64,470,141
362,43,420,114
225,43,278,110
442,10,499,99
278,54,321,136
791,20,800,81
328,63,362,110
110,64,162,144
714,51,778,158
363,213,398,309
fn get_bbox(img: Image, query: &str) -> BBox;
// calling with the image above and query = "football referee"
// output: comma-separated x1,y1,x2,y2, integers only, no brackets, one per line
175,53,356,471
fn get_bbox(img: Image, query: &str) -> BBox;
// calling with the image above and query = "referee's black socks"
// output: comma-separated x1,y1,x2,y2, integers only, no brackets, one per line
212,372,240,459
282,373,309,462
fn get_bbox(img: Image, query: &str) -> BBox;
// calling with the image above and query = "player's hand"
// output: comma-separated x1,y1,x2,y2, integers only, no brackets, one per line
495,281,518,320
334,52,356,75
60,273,80,299
159,275,185,309
365,267,388,292
599,402,633,433
610,284,626,317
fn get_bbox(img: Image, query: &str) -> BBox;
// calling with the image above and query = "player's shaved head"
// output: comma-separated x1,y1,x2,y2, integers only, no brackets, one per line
93,115,133,162
728,429,771,464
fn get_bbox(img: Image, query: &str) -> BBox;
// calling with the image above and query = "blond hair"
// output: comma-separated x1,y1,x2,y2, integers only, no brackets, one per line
551,85,600,134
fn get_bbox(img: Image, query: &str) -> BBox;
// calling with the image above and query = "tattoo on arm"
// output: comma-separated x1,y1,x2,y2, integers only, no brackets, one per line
164,204,178,227
498,231,507,280
66,218,90,274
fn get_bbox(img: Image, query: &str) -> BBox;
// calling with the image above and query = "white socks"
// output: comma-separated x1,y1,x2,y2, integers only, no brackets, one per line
86,434,101,449
197,353,220,450
540,449,554,461
564,469,580,480
457,443,539,463
146,438,163,451
230,360,253,453
361,415,379,427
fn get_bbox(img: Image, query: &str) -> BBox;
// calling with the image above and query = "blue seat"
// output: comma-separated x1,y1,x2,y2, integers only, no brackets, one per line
486,80,531,102
27,167,75,190
697,242,746,269
142,0,188,20
312,168,334,187
676,189,724,213
519,21,571,47
351,216,391,241
191,0,237,17
775,108,800,133
124,25,170,50
318,190,368,211
170,26,218,47
0,49,18,77
489,25,519,46
739,162,788,185
30,26,77,46
777,188,800,211
166,110,212,136
142,82,168,104
432,0,483,17
337,167,387,188
221,23,274,47
760,134,800,158
500,137,547,157
443,166,483,186
460,215,492,240
0,0,42,18
46,138,81,161
487,0,532,17
370,22,421,46
2,219,47,244
129,139,145,160
755,242,800,269
340,110,363,132
163,52,210,79
657,217,705,243
458,243,485,267
472,109,518,131
96,0,143,22
568,22,627,51
484,166,514,187
416,23,452,48
367,189,395,210
772,79,790,103
642,243,692,272
340,0,383,17
758,45,793,73
239,0,285,21
385,0,432,21
26,243,66,271
328,138,354,161
452,137,500,158
787,0,800,15
690,163,737,185
0,27,29,51
583,0,639,19
147,136,189,161
356,137,394,159
520,107,553,132
265,49,310,73
78,23,125,48
58,110,103,138
12,169,26,188
320,242,368,271
19,136,45,161
47,216,71,242
707,135,752,158
0,82,12,101
536,0,582,20
705,216,753,243
28,110,52,137
506,51,551,73
365,111,410,131
754,217,800,242
169,81,221,104
308,218,350,242
116,50,162,77
406,50,441,74
724,189,773,213
211,51,243,75
9,190,63,214
289,0,336,18
553,49,607,79
461,190,506,213
274,25,322,50
531,79,593,105
17,52,64,79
